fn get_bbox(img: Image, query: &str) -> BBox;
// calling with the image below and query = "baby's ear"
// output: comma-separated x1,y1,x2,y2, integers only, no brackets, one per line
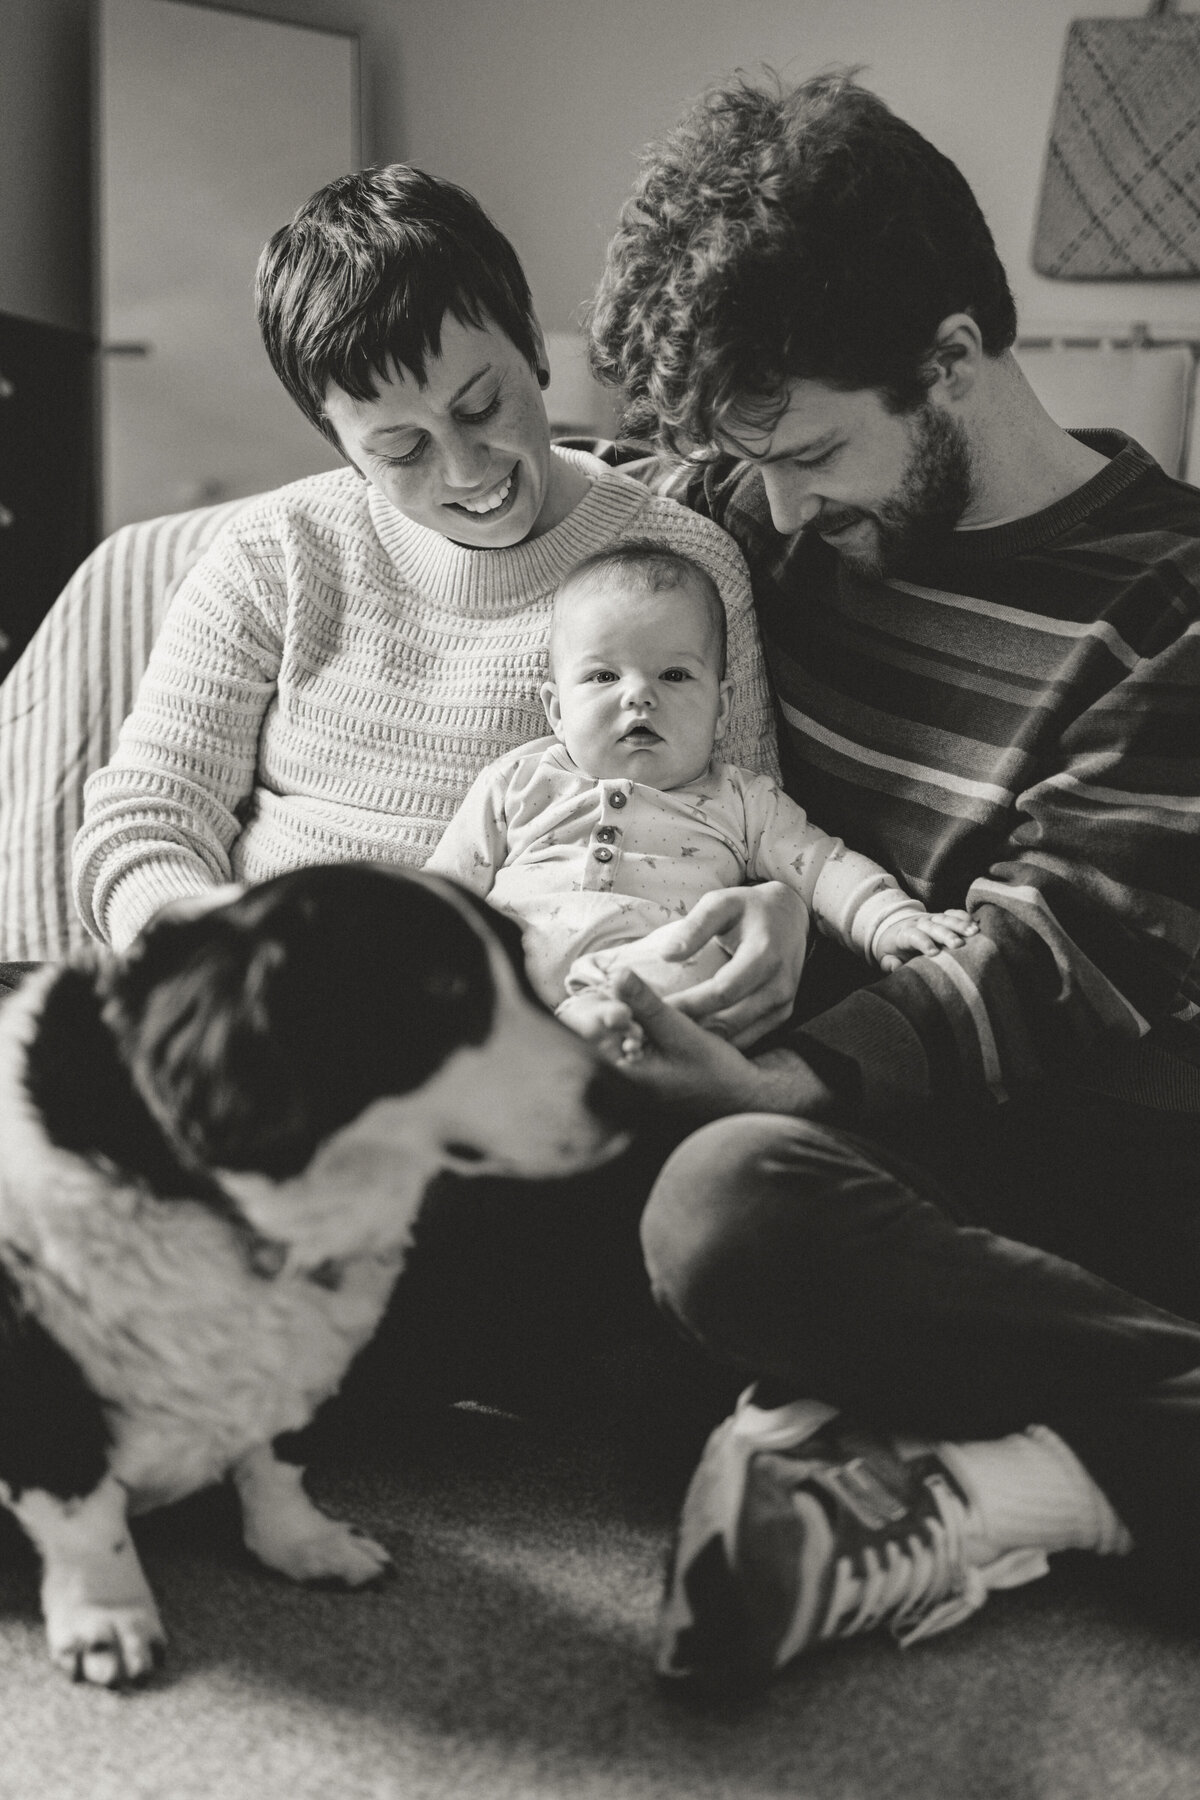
713,678,734,742
540,679,566,740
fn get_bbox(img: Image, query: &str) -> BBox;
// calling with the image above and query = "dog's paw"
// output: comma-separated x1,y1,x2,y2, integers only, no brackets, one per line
45,1599,166,1688
259,1516,393,1587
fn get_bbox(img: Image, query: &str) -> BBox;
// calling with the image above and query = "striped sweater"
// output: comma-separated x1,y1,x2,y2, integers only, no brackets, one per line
671,431,1200,1120
74,448,779,950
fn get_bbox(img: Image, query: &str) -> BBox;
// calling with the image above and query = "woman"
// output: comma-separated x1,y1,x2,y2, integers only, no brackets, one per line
73,164,801,1043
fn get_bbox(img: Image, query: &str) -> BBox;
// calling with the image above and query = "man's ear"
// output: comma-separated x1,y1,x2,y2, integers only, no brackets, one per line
540,679,565,740
712,679,734,744
926,313,984,401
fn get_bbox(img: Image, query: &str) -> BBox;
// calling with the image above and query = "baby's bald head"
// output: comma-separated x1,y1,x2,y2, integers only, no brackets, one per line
548,541,727,678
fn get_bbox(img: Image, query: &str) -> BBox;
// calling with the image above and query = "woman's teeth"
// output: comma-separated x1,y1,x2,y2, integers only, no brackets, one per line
459,472,513,515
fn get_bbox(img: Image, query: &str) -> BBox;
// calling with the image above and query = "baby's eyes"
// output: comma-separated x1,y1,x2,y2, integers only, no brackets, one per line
586,668,692,683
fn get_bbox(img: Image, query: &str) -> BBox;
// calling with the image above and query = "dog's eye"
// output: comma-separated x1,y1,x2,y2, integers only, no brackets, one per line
423,970,471,1003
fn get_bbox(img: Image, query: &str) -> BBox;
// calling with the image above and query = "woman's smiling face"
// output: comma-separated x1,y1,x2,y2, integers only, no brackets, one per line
322,314,563,546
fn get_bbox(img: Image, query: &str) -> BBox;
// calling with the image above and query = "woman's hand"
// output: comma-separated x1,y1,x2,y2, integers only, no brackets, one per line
609,970,834,1121
651,882,809,1048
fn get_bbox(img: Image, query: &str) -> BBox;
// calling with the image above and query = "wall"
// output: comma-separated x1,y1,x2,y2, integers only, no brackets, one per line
385,0,1200,341
7,0,1199,343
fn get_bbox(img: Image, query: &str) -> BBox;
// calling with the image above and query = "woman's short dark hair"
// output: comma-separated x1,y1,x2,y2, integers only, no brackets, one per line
256,164,541,448
588,71,1018,455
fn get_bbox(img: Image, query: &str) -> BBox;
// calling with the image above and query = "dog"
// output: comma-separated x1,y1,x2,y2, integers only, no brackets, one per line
0,863,636,1686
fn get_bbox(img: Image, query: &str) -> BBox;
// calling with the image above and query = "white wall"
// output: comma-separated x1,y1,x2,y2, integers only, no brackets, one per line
203,0,1200,347
8,0,1198,342
387,0,1200,341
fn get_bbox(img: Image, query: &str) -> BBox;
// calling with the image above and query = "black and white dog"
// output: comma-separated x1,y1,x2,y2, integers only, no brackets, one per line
0,863,635,1686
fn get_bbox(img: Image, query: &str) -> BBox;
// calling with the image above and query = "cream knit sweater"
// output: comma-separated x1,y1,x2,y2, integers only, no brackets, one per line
75,448,779,949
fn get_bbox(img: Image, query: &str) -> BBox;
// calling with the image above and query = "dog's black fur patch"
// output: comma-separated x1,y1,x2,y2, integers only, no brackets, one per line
0,1263,111,1503
100,865,503,1180
23,963,225,1199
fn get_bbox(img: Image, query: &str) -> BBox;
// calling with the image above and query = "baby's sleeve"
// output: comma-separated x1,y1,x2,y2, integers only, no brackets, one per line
424,759,512,897
740,772,925,962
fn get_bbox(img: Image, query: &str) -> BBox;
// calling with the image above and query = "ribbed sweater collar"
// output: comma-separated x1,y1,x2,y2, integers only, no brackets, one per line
365,447,647,611
928,431,1159,565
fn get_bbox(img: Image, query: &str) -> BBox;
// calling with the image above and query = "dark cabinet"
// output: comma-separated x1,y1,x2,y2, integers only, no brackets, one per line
0,310,97,681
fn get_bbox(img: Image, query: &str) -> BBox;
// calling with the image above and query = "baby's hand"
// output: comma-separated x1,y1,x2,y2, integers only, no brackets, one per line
555,991,645,1064
875,908,978,973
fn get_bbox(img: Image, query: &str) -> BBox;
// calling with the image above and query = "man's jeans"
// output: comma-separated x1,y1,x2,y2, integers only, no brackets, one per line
641,1086,1200,1581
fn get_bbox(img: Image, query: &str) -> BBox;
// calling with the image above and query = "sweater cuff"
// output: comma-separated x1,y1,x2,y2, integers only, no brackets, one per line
785,1030,865,1121
100,860,221,951
788,985,934,1121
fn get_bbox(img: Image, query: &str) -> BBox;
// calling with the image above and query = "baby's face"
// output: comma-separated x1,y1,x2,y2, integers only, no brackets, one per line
540,576,731,789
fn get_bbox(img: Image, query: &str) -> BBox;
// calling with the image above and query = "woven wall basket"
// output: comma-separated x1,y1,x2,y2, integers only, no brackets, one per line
1033,0,1200,279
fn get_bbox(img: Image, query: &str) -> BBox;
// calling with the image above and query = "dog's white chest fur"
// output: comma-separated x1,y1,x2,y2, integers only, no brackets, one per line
0,979,408,1510
5,1162,404,1510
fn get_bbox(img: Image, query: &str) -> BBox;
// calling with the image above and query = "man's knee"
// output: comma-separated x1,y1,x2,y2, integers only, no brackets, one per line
640,1112,894,1364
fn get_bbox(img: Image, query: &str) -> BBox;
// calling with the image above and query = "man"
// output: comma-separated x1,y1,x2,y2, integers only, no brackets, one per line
587,71,1200,1691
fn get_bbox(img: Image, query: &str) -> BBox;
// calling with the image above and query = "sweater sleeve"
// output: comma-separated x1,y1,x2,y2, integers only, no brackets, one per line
792,625,1200,1121
72,530,283,949
423,758,513,897
738,772,925,962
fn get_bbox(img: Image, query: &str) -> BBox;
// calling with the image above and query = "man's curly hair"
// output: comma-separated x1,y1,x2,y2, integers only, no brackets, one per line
588,71,1017,455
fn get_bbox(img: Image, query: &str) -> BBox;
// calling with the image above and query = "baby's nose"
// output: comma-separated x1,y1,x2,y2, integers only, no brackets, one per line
623,677,655,706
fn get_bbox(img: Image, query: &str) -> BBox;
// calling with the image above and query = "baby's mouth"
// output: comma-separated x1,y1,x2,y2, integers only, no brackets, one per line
621,723,661,743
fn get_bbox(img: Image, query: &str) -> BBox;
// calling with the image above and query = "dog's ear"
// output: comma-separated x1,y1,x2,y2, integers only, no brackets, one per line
23,958,224,1197
99,867,501,1179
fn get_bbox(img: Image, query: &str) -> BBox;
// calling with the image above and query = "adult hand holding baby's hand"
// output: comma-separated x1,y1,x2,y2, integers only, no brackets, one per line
654,882,809,1048
608,971,834,1121
555,990,645,1064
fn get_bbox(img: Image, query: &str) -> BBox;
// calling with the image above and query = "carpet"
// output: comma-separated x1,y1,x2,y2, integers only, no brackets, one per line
1,1403,1198,1800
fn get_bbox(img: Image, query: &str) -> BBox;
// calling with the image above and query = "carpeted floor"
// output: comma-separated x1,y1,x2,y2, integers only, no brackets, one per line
1,1402,1198,1800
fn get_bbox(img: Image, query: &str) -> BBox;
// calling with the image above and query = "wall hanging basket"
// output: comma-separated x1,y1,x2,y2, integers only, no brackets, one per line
1032,0,1200,279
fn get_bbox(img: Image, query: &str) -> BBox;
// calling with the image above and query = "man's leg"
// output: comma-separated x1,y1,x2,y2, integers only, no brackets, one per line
641,1100,1200,1683
321,1117,740,1451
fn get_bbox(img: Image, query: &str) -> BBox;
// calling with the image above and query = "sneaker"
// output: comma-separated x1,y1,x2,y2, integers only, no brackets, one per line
656,1388,1050,1691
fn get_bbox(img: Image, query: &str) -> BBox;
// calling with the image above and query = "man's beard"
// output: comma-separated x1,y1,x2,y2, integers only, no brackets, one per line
818,404,973,579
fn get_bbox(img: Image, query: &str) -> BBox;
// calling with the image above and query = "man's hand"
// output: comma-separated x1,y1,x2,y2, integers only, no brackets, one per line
610,970,835,1121
652,882,809,1048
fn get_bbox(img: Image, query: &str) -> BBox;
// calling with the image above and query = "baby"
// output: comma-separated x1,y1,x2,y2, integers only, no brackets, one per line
426,541,975,1058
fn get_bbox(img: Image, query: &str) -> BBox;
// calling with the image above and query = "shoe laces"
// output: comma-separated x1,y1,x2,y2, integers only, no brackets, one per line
791,1461,1049,1659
